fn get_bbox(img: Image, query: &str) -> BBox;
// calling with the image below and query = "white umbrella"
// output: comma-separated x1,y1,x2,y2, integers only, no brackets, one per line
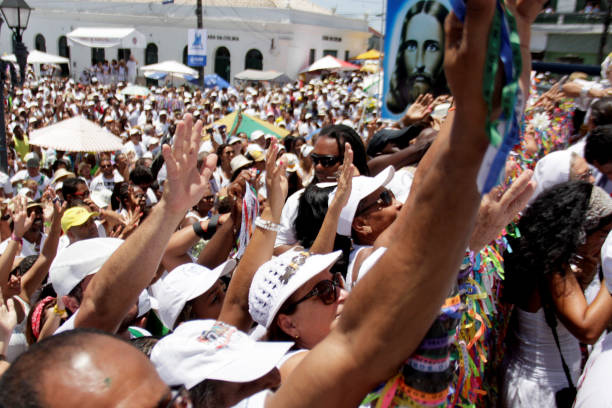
29,117,124,152
119,85,151,97
303,55,360,73
1,50,69,65
140,60,198,78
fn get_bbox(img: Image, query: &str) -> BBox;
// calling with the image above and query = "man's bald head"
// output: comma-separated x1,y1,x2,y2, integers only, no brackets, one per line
0,329,169,408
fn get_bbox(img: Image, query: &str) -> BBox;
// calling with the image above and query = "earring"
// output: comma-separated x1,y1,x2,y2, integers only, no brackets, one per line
363,226,372,234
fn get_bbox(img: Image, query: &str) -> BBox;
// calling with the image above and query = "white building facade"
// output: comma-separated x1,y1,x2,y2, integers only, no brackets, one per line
0,0,370,83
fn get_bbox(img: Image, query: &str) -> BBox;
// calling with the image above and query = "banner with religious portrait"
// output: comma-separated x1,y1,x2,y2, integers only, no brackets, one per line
382,0,451,120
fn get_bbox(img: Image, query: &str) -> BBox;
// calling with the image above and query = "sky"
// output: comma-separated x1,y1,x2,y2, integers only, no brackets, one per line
310,0,385,32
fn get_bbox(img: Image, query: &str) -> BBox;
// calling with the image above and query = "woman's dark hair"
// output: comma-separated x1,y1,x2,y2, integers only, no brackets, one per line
590,97,612,127
129,165,154,186
585,124,612,166
317,124,370,177
111,181,130,211
11,255,38,278
295,183,335,248
283,135,297,154
503,181,594,305
215,143,231,166
61,177,86,199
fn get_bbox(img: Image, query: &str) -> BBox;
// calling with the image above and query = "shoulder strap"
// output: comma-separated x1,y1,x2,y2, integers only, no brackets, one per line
540,281,576,391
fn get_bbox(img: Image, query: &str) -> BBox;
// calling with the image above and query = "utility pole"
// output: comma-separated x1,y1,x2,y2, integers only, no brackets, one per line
196,0,204,88
599,0,611,64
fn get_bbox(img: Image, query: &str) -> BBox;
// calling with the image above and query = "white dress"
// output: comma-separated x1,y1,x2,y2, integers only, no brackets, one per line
501,307,581,408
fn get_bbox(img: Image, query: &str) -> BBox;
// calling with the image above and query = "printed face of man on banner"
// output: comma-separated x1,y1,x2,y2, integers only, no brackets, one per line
385,0,449,115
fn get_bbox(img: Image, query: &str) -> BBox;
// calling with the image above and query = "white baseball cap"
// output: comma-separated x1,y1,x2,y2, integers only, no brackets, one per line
155,261,236,329
328,165,395,236
150,319,293,389
49,238,124,298
249,248,342,328
250,130,265,141
602,231,612,294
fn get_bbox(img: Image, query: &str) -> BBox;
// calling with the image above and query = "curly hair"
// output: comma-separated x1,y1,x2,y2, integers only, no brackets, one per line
503,181,594,304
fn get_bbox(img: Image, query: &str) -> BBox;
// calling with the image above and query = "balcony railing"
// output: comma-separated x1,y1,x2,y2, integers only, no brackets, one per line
535,12,606,25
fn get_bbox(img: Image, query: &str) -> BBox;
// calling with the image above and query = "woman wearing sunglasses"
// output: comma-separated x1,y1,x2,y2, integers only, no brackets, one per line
274,125,370,255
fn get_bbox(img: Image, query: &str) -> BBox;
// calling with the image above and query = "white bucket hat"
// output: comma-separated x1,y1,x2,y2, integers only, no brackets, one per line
155,261,236,329
249,248,342,328
328,165,395,236
49,238,124,298
150,319,293,389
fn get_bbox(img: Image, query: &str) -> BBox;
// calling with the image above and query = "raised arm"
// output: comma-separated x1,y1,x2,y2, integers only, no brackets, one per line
19,200,65,304
75,115,217,333
268,1,528,406
310,144,353,254
218,139,287,332
0,198,34,287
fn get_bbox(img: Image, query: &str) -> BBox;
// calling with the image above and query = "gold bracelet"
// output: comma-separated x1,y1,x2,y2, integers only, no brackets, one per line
53,305,67,317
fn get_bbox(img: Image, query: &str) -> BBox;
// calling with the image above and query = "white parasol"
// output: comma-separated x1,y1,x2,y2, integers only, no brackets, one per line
29,117,124,152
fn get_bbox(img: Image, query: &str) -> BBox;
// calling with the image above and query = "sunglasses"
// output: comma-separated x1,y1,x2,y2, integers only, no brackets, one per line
356,189,394,216
100,164,113,169
575,168,593,182
310,153,342,168
290,272,345,309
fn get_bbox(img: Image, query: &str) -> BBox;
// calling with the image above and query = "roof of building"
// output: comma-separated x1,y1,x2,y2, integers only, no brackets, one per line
50,0,332,15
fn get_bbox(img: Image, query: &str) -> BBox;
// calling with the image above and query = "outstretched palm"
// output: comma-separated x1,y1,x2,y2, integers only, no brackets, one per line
162,114,218,214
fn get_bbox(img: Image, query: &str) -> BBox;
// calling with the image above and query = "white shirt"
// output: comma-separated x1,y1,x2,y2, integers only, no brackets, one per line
0,233,47,257
123,141,145,159
90,171,124,192
574,332,612,407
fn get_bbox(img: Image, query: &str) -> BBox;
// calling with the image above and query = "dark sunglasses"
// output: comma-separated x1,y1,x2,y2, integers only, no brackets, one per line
100,164,113,169
356,189,394,216
310,153,342,168
291,272,344,308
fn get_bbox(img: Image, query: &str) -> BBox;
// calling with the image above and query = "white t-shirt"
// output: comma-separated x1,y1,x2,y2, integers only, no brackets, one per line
0,171,13,195
574,332,612,407
90,171,125,192
0,234,47,256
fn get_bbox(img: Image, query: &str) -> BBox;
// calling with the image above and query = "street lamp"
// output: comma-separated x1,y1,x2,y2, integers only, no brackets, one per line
0,0,32,86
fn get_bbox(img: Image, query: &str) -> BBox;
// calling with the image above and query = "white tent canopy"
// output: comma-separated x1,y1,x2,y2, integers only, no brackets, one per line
1,50,69,65
67,28,146,49
234,69,290,82
29,117,124,152
140,60,198,78
303,55,360,73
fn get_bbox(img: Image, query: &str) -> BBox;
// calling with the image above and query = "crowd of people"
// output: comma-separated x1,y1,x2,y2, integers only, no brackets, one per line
0,0,611,406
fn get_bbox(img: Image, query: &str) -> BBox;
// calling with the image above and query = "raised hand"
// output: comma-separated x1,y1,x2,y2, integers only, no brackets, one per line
0,288,17,354
404,93,434,125
161,114,218,214
330,143,354,210
444,0,496,119
10,196,35,239
469,169,536,251
265,138,288,220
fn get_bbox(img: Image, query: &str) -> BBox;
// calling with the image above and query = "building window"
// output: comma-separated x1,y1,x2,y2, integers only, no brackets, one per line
309,49,316,64
145,43,158,65
215,47,231,82
183,46,188,65
34,34,46,52
323,49,337,58
245,49,263,70
118,49,131,62
58,36,70,77
91,48,105,65
344,50,350,61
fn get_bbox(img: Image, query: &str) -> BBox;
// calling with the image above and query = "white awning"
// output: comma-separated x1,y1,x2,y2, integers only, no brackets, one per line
1,50,69,64
67,28,146,49
234,69,290,82
140,60,198,77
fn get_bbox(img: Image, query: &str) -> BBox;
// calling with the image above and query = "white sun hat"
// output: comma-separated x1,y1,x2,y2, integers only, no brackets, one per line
155,261,236,329
249,248,342,328
150,319,293,389
49,238,124,298
328,165,395,236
